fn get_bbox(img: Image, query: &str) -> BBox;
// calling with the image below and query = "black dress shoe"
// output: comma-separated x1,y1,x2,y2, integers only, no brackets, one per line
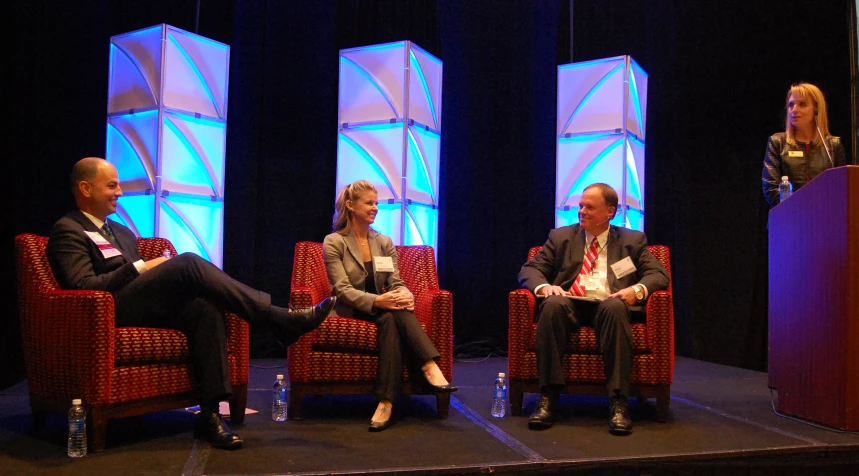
195,412,243,449
368,418,394,432
273,297,336,347
528,395,555,430
608,397,633,435
287,296,336,332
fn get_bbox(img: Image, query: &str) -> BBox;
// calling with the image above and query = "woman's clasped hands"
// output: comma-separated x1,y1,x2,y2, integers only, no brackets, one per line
374,288,414,311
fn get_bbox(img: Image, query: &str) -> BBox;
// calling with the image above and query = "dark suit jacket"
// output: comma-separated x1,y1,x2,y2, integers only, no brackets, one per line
46,210,142,293
322,228,408,317
518,224,669,312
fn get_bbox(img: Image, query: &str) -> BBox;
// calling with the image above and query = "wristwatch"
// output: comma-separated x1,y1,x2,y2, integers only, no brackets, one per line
632,285,644,302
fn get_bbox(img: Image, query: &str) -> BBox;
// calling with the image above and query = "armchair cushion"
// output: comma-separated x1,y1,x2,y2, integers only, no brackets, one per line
114,328,190,365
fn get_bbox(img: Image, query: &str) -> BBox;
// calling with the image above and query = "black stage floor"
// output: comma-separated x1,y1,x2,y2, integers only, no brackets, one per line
1,356,858,475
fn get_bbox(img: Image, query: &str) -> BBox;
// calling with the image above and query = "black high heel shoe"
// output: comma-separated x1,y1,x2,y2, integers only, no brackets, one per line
368,418,394,432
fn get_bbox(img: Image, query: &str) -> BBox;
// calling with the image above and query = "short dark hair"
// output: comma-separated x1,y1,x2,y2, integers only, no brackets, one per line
584,183,619,218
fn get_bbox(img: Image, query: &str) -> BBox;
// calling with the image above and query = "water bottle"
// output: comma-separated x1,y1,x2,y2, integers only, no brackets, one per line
162,249,172,259
779,176,793,202
491,372,507,418
67,398,87,457
272,374,287,421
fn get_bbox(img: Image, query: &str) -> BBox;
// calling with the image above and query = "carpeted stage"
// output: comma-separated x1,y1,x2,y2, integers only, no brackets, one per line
1,356,858,475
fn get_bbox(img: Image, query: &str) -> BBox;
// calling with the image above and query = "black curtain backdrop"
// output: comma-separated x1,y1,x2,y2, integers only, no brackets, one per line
5,0,854,388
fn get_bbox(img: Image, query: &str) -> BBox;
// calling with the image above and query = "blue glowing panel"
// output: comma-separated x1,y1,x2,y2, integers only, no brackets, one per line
404,203,438,251
114,195,156,238
164,26,229,119
106,111,159,193
408,45,443,129
338,41,441,252
108,25,163,114
161,111,226,197
626,207,644,232
558,56,626,136
159,194,223,267
405,126,440,206
627,59,648,139
372,203,404,245
556,134,624,210
556,56,647,231
625,137,645,217
337,124,404,201
339,42,407,124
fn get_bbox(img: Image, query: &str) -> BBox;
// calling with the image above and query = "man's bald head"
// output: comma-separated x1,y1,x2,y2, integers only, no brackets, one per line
70,157,122,219
70,157,111,197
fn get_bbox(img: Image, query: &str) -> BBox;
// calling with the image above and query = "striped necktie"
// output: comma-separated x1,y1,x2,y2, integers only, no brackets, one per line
571,236,599,296
101,222,120,250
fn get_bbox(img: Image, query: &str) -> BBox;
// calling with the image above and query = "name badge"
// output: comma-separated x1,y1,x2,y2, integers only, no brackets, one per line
610,256,637,279
580,273,600,291
373,256,395,273
788,150,804,157
85,231,122,259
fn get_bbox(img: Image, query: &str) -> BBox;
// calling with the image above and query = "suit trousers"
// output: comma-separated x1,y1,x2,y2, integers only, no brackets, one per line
535,296,636,397
113,253,272,403
355,309,440,402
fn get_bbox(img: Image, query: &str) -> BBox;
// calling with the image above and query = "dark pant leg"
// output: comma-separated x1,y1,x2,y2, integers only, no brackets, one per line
535,296,579,389
592,298,634,397
391,310,439,363
374,312,403,402
175,297,232,403
114,253,271,328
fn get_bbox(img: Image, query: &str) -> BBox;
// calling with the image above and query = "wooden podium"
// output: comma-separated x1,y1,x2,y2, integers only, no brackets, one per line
768,165,859,430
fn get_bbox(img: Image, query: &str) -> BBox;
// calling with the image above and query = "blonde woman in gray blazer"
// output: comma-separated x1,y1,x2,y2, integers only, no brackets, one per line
323,180,456,432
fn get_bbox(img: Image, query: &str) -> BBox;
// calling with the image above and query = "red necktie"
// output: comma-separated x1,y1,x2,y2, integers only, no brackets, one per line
571,236,599,296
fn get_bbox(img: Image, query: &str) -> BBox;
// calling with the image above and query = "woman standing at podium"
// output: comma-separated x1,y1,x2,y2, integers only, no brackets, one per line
761,82,847,208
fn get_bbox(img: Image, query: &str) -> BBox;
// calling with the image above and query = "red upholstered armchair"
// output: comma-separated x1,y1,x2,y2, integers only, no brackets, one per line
14,234,249,452
508,245,674,422
288,241,453,418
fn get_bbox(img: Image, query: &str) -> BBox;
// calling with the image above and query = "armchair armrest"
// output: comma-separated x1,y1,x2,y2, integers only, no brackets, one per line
290,285,320,308
508,289,537,379
644,289,674,383
415,289,453,379
23,289,116,405
224,312,249,384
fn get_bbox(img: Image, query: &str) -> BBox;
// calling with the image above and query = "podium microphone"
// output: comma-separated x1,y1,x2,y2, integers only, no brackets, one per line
814,109,835,168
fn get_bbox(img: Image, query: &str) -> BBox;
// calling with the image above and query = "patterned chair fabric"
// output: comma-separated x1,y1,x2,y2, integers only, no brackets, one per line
508,244,674,422
14,234,250,452
288,241,454,418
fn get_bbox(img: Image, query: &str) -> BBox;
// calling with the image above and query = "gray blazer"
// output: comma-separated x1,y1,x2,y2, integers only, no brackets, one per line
322,229,409,317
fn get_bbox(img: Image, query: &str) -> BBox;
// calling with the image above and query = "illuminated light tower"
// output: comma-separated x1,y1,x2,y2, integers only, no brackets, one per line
105,24,230,267
556,55,647,231
336,41,442,255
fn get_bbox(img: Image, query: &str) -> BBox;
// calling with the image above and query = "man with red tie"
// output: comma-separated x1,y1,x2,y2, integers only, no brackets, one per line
517,183,669,435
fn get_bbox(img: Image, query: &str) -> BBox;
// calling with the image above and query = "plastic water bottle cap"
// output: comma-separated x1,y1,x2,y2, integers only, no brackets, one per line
781,176,789,181
72,399,82,405
276,374,284,380
498,372,505,378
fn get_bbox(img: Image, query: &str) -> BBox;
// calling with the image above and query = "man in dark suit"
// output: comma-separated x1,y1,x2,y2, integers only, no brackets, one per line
47,157,335,449
518,183,669,435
